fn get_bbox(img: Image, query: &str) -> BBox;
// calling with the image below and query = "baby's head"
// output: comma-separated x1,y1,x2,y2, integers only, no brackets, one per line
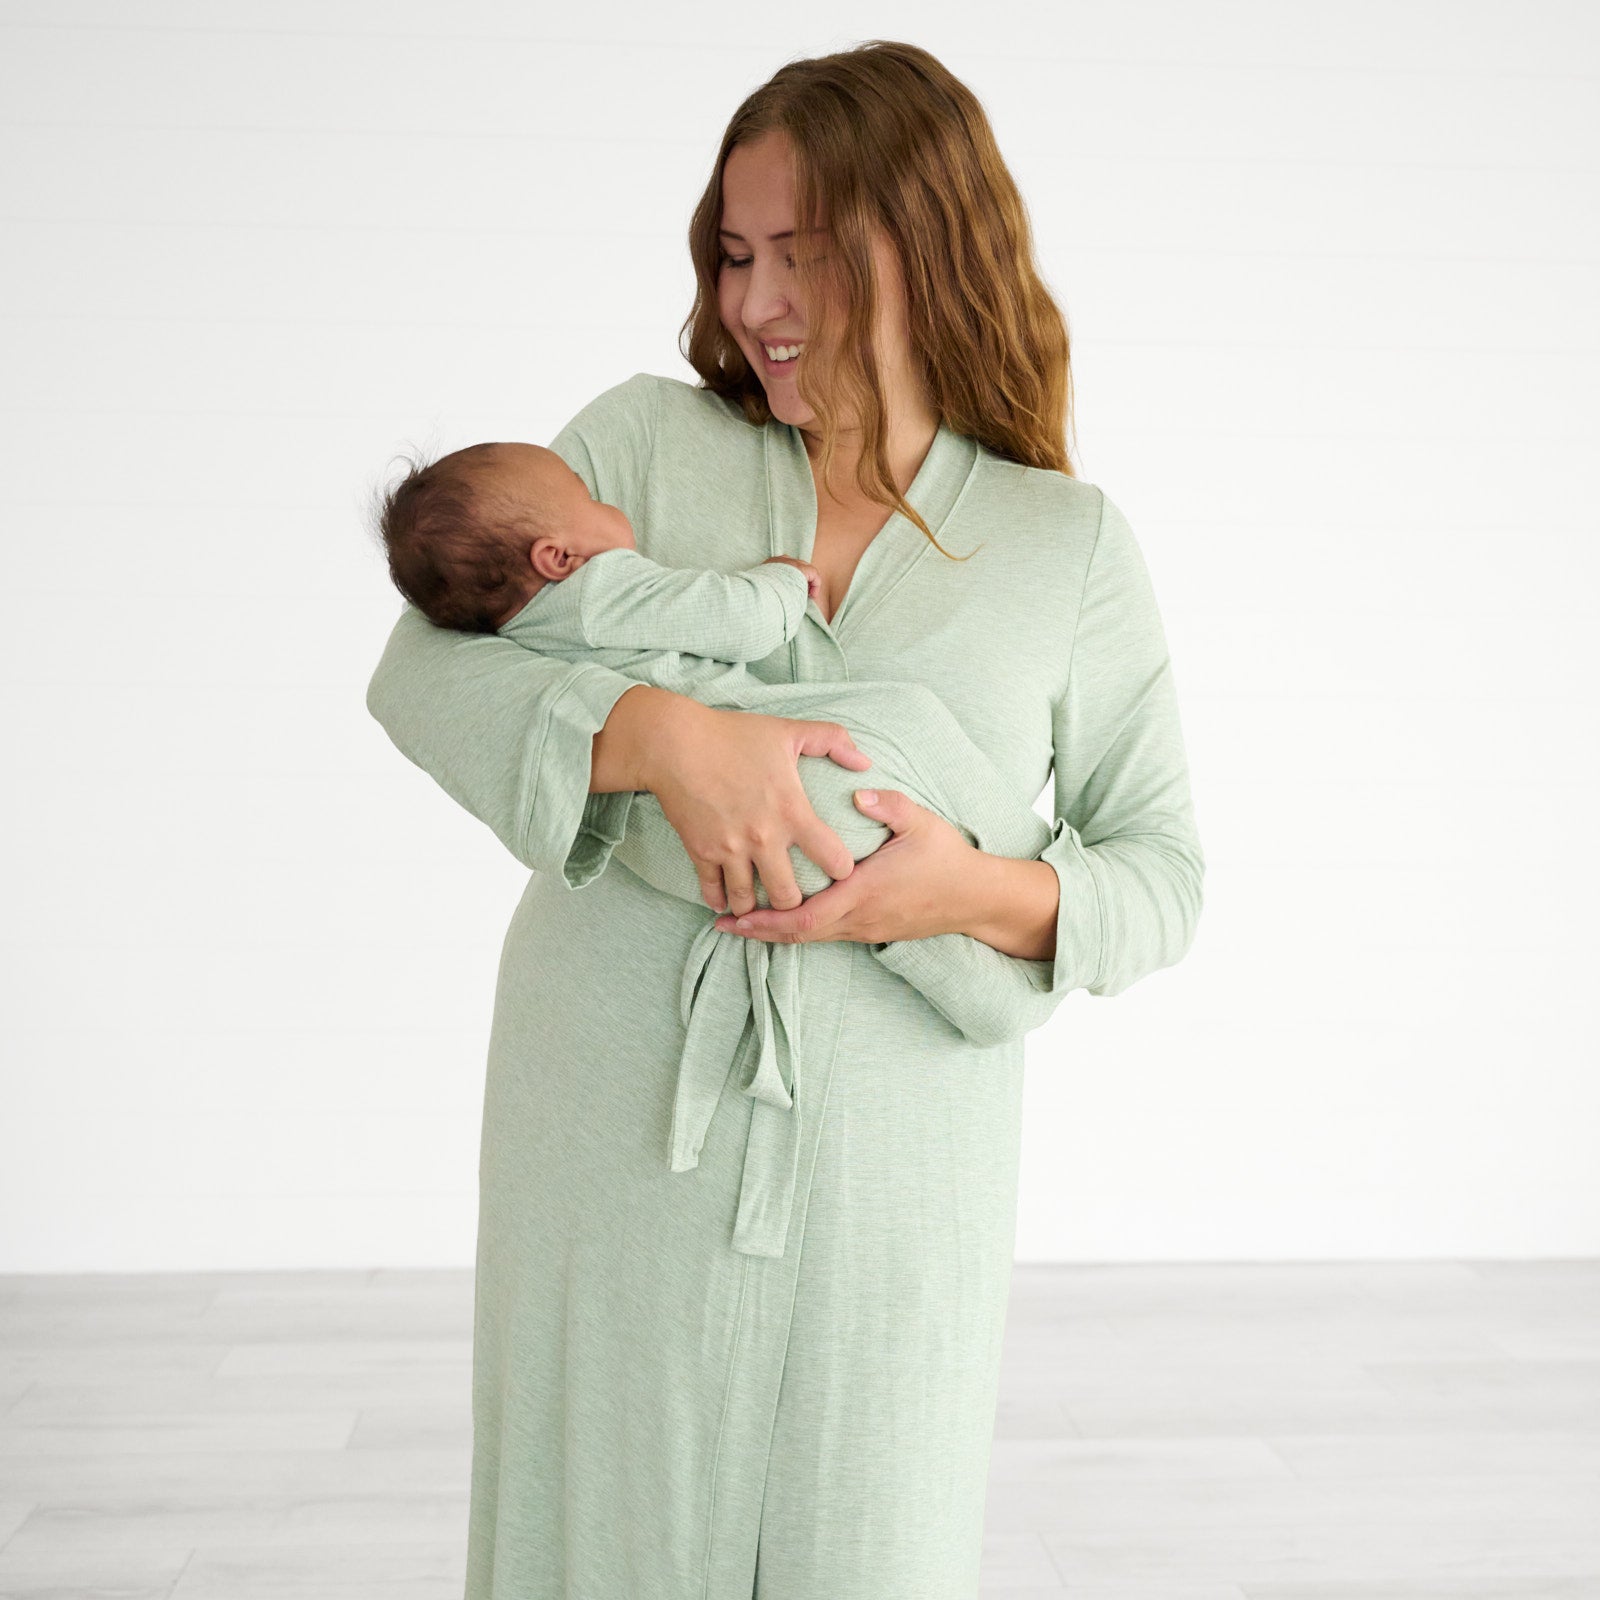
375,441,635,632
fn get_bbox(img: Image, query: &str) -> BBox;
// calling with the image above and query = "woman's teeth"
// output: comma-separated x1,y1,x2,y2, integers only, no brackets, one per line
763,343,804,361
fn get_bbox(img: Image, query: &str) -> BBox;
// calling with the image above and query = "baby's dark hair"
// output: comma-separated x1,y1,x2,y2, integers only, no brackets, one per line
371,443,556,633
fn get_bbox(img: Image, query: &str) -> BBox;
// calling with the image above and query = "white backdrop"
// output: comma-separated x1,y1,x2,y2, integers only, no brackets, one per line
3,2,1595,1271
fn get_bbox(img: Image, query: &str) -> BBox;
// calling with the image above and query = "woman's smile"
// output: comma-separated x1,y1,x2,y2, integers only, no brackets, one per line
760,340,805,378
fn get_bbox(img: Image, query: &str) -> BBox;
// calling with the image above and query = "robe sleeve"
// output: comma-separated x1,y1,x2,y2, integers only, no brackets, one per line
870,487,1205,1039
364,371,661,884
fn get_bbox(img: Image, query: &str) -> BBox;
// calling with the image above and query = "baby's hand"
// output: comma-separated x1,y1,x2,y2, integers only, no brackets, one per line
760,554,822,600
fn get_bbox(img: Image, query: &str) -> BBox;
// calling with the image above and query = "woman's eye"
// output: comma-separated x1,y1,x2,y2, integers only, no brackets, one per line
717,254,798,270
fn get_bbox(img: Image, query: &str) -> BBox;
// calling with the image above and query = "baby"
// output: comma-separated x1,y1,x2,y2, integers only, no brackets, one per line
376,440,822,675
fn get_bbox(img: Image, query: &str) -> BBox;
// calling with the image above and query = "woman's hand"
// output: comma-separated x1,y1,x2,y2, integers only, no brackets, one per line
713,787,987,946
637,700,873,917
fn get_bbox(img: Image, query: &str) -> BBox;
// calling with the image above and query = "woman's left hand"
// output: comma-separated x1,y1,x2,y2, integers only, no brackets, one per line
712,788,982,945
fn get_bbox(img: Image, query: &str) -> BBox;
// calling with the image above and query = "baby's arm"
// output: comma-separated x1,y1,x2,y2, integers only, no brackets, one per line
568,547,813,662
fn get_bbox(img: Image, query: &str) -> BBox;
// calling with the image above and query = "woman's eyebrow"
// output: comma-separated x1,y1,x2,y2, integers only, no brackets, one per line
723,228,832,243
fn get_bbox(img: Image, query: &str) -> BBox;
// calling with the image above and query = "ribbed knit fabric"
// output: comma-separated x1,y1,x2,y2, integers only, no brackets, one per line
365,370,1204,1598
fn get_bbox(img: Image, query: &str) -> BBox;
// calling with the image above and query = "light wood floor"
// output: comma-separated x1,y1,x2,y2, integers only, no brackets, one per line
1,1260,1595,1597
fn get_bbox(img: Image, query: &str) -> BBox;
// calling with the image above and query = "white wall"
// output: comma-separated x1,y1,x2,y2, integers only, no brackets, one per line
3,2,1595,1270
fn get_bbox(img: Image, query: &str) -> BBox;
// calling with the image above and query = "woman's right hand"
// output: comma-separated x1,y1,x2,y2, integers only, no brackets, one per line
638,699,873,917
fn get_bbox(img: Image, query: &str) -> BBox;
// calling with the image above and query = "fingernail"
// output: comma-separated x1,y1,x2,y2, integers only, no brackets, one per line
855,789,877,805
735,917,752,930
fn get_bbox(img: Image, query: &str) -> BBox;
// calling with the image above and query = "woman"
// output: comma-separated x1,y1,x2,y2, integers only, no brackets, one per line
367,39,1204,1600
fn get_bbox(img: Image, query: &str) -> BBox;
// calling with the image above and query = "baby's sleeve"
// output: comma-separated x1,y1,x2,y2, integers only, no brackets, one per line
571,552,811,662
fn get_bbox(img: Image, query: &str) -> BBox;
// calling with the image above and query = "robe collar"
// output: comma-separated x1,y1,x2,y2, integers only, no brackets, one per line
763,413,980,647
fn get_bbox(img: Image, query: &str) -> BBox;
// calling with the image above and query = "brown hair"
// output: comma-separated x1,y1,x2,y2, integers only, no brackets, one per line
372,444,557,634
678,39,1077,556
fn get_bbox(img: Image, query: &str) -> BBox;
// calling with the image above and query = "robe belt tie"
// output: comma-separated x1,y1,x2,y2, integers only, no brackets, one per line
667,916,804,1258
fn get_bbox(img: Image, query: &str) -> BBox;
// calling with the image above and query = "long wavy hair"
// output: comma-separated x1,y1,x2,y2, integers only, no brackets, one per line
679,39,1077,555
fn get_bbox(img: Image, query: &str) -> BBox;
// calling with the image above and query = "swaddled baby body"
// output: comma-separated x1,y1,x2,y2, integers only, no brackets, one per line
371,433,1043,916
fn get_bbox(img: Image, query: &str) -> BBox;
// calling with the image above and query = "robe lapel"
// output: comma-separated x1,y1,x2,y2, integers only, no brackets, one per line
763,415,980,667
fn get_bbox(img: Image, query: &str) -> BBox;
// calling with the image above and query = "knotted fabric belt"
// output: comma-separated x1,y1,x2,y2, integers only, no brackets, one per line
668,916,805,1259
599,680,1073,1261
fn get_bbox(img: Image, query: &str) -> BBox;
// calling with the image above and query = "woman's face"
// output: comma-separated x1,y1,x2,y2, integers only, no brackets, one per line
717,130,915,437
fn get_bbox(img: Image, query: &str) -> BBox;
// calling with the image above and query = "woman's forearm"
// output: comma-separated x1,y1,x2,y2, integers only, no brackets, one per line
590,683,703,795
958,850,1060,961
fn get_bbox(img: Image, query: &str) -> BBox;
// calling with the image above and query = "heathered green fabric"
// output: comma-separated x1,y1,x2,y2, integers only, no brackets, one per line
495,535,1140,1262
498,542,813,667
365,370,1204,1598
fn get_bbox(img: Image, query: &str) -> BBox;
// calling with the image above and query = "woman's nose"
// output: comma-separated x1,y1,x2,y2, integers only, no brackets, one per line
743,266,795,327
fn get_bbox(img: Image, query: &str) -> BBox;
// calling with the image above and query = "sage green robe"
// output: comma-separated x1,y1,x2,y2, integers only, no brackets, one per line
366,371,1205,1598
494,539,1134,1266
